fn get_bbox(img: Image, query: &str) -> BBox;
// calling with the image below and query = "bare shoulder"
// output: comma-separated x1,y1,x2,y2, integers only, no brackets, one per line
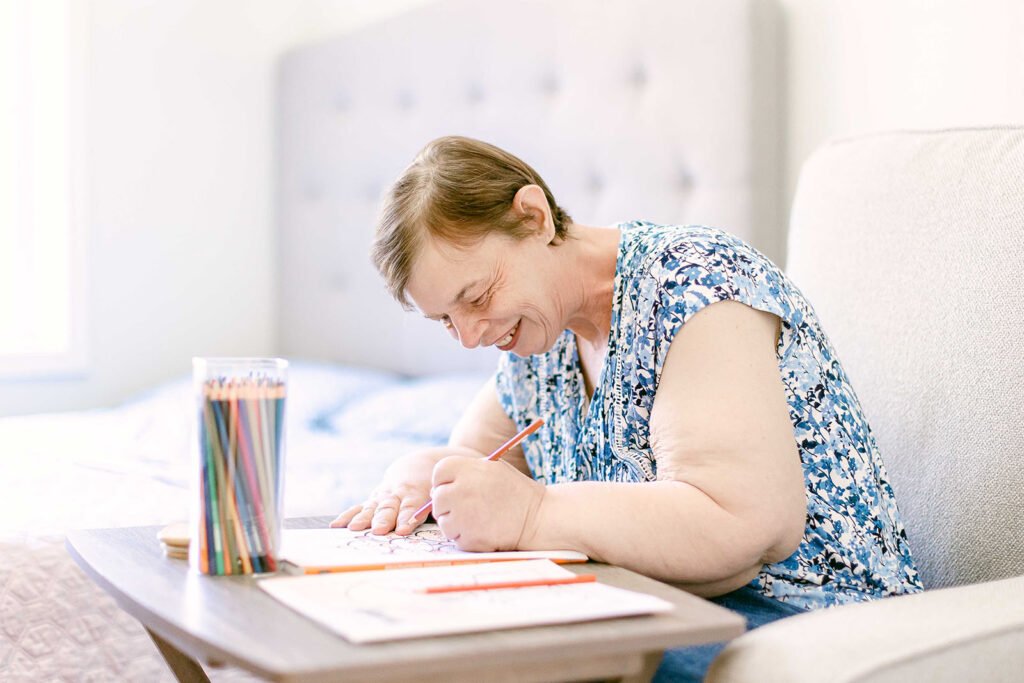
650,300,782,443
669,299,780,367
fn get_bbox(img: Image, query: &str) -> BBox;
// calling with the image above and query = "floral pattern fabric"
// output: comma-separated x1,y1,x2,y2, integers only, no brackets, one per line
495,221,922,610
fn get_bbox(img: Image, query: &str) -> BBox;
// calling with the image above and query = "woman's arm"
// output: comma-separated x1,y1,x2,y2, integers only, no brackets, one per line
447,375,531,477
520,301,807,594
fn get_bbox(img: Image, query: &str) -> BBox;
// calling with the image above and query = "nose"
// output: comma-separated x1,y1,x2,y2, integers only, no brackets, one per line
450,312,488,349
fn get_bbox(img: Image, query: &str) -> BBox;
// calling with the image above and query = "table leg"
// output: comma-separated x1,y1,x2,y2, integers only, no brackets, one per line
618,650,664,683
146,628,212,683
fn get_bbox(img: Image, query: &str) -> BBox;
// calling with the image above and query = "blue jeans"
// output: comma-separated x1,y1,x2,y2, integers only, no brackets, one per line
653,586,805,682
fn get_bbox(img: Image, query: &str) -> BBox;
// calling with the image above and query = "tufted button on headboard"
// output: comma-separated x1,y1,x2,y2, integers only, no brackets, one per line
277,0,781,375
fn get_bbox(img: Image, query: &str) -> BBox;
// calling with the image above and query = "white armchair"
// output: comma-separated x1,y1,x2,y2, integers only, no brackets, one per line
707,127,1024,682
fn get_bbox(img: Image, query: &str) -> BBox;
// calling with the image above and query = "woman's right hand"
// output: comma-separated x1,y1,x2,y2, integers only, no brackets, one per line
329,446,480,535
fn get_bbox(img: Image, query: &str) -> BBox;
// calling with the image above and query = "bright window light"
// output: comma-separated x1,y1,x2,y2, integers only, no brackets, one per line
0,0,85,376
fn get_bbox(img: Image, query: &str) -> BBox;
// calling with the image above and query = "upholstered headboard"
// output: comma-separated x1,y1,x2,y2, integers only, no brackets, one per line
276,0,781,375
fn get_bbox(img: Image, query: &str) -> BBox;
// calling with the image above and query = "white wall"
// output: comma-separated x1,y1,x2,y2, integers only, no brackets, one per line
2,0,1021,416
0,0,431,417
778,0,1024,219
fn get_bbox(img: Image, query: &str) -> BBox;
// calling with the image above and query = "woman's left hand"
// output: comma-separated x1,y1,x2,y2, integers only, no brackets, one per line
430,455,546,551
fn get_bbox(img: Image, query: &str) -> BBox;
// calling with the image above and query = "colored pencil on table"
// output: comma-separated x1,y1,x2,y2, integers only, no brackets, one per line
422,573,597,594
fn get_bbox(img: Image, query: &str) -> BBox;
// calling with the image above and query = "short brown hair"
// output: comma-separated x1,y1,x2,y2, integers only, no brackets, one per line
372,136,572,308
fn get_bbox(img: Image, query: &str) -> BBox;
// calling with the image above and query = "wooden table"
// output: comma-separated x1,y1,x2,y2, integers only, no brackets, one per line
67,517,745,683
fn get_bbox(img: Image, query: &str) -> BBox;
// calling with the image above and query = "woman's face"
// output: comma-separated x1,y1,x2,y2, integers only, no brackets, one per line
405,228,569,357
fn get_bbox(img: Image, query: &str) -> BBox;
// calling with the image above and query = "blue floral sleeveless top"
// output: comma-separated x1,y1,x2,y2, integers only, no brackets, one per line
495,221,922,610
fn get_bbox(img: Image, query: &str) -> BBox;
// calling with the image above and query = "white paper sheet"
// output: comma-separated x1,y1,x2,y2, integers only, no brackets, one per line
259,559,674,643
279,524,588,572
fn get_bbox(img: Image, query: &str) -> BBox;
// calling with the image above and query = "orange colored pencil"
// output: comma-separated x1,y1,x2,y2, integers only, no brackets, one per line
422,573,596,594
410,418,545,522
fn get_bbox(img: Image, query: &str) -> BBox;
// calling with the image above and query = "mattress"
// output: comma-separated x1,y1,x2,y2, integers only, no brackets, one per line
0,361,488,681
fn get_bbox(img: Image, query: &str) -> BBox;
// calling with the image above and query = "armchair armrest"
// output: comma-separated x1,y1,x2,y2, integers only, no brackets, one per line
707,575,1024,683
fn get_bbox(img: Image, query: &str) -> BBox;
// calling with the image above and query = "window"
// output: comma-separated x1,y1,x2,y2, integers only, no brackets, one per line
0,0,86,378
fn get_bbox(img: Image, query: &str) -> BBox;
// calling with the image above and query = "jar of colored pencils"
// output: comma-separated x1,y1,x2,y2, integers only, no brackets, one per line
190,357,287,576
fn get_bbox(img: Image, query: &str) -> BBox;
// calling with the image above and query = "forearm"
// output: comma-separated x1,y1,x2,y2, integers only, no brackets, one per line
519,480,774,587
443,375,532,478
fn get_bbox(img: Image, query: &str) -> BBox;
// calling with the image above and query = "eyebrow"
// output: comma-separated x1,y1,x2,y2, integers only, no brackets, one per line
422,279,484,319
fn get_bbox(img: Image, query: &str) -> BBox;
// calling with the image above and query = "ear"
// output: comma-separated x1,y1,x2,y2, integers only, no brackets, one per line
512,185,556,243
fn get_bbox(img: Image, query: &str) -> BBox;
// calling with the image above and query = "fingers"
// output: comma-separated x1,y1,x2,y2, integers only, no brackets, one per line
344,500,379,531
433,503,462,547
370,495,401,535
431,455,468,487
395,501,429,535
329,503,364,528
428,483,454,542
331,491,431,535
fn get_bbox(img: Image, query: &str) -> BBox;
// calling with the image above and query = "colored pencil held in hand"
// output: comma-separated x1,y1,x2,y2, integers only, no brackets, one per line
409,418,545,524
196,375,286,576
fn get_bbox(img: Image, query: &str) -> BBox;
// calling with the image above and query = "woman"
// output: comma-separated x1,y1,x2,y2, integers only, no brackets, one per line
332,136,921,681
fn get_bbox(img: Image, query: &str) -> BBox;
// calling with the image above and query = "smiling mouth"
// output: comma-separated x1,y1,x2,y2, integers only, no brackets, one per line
495,321,520,350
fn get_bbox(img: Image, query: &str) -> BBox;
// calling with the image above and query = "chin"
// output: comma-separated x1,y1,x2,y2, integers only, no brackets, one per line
508,333,556,358
505,335,532,358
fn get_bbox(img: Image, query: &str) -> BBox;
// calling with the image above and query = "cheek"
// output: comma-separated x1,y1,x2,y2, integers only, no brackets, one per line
522,303,551,329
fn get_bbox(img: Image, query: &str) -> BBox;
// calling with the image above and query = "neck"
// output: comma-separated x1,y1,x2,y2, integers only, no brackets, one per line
561,222,620,346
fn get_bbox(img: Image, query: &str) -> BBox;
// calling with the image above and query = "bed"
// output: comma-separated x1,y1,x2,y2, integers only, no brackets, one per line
0,0,780,679
0,363,490,680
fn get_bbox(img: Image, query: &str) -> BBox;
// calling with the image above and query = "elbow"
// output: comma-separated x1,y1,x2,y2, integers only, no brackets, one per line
676,511,801,597
736,450,809,566
768,509,806,564
646,479,804,584
748,490,807,566
680,564,763,598
699,492,806,582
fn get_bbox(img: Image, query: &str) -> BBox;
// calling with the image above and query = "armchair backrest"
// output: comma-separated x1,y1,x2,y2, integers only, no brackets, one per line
785,127,1024,589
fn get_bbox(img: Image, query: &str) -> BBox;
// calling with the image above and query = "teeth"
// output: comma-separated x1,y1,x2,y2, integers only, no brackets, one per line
497,323,518,347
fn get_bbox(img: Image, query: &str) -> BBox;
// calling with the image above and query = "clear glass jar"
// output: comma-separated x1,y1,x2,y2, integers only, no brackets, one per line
190,357,287,575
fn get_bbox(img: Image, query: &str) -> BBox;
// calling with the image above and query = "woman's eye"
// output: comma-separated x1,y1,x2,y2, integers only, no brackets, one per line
471,291,490,307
